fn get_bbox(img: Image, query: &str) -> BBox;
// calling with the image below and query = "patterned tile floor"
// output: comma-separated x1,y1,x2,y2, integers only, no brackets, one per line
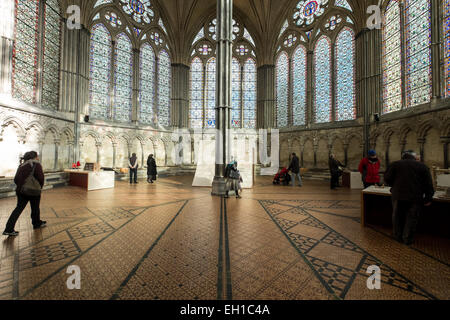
0,176,448,300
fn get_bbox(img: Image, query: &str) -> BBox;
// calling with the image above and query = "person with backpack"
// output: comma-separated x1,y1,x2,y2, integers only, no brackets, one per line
3,151,46,236
358,150,381,188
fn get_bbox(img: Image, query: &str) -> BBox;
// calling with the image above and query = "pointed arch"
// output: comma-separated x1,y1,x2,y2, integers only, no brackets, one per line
292,45,307,126
205,57,217,128
190,57,204,129
89,23,112,120
157,49,171,126
231,57,242,128
276,51,289,128
335,27,356,121
243,58,257,129
114,33,133,122
314,36,332,123
140,43,156,124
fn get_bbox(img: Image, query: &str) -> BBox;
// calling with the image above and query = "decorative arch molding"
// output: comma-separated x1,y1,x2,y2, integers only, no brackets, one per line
0,117,27,142
81,130,102,145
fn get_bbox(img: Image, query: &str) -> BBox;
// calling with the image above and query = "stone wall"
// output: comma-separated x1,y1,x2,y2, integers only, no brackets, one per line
279,106,450,172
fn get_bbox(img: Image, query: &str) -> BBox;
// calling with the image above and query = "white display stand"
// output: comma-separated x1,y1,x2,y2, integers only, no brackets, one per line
349,172,364,189
65,170,115,191
192,138,254,188
192,140,216,187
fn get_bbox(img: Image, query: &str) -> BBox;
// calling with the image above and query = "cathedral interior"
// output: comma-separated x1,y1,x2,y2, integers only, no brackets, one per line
0,0,449,301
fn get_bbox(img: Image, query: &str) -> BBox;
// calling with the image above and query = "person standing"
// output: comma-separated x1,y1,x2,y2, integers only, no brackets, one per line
288,153,302,187
3,151,46,236
225,161,241,199
128,153,139,184
384,150,434,245
147,154,157,183
358,150,381,188
329,154,344,190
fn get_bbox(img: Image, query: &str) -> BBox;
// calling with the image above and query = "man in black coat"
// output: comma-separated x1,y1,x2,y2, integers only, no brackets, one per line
147,154,157,183
384,150,434,245
329,154,344,190
288,153,302,187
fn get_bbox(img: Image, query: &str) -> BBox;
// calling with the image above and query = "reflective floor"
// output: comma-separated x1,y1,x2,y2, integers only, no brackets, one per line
0,176,449,300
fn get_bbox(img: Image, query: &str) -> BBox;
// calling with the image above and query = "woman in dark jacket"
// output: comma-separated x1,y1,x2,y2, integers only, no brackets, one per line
3,151,46,236
147,154,157,183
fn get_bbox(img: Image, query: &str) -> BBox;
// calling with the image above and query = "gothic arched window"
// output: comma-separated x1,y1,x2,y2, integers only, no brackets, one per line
89,24,112,119
292,45,307,126
157,50,171,126
42,0,61,110
243,58,257,129
314,36,332,123
140,43,156,124
276,52,289,128
444,0,450,95
190,57,204,129
205,57,217,128
232,58,242,128
114,33,133,122
382,0,431,114
335,27,356,121
12,0,61,109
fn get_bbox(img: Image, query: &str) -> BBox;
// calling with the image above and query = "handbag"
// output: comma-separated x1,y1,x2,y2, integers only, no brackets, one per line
20,164,42,197
229,169,240,180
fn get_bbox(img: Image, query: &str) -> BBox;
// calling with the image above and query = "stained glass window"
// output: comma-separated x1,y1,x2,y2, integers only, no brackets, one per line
94,0,112,8
445,0,450,95
114,33,133,122
140,43,155,124
314,36,332,123
243,59,257,129
158,50,171,126
232,58,242,128
120,0,154,24
89,24,111,119
335,28,356,121
279,20,289,39
405,0,431,107
193,28,205,45
42,0,61,110
382,0,402,114
190,57,203,129
292,45,307,126
12,0,39,104
243,28,255,47
205,58,216,128
293,0,328,26
276,52,289,128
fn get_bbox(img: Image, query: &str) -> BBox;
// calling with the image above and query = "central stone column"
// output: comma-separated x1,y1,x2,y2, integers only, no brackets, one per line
211,0,233,196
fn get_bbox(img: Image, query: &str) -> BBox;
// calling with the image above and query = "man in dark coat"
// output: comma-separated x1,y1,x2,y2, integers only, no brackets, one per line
329,154,344,190
147,154,157,183
384,150,434,245
288,153,302,187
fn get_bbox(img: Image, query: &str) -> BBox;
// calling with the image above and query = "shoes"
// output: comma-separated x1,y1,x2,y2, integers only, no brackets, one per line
3,230,19,236
33,221,47,230
236,195,242,199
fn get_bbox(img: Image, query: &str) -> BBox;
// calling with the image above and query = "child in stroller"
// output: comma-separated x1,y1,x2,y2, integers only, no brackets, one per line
273,168,291,186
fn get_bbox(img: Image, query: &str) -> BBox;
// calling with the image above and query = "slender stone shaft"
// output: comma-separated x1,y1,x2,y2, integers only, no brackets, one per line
212,0,233,196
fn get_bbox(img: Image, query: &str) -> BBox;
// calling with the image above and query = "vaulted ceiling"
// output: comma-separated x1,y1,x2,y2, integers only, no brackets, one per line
69,0,377,64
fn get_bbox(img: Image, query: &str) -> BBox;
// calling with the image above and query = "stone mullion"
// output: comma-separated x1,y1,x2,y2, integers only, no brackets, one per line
171,64,190,128
0,0,14,96
256,65,276,129
431,0,442,100
132,48,140,124
307,50,314,125
399,2,407,110
331,41,336,123
288,56,294,127
109,40,116,120
54,140,60,171
202,64,207,129
154,54,159,124
35,0,46,105
240,64,244,129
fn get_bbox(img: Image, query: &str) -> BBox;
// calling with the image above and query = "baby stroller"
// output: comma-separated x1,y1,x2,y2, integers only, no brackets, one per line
273,168,291,186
